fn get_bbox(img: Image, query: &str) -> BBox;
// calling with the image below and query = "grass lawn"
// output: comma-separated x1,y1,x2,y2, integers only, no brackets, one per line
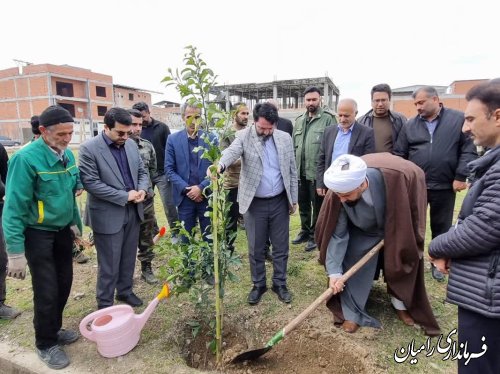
1,147,466,373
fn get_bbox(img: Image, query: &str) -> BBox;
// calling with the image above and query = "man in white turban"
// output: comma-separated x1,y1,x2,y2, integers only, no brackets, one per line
320,154,431,334
324,154,367,194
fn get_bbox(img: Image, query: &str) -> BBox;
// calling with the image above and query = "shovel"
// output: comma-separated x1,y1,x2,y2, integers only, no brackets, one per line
232,239,384,363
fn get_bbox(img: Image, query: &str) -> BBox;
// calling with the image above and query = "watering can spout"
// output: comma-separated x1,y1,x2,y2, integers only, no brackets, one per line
157,283,171,300
135,283,171,332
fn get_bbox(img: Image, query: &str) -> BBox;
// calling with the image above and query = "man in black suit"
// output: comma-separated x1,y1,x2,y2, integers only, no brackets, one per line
316,99,375,196
277,117,293,137
268,99,293,137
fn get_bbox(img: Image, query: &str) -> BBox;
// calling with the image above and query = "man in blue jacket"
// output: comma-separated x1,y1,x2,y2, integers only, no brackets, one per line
393,86,477,281
429,81,500,373
165,102,215,242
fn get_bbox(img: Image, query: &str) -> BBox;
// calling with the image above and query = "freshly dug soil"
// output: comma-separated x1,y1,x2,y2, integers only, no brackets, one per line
182,310,378,374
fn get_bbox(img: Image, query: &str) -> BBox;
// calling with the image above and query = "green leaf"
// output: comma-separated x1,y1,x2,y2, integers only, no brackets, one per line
207,339,217,354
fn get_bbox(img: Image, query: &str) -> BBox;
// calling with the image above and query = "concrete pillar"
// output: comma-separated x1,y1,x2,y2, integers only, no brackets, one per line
273,85,278,101
324,82,330,109
226,90,231,112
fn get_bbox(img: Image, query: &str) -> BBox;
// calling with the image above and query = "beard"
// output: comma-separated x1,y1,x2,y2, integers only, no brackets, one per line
258,134,271,142
345,199,360,207
307,105,318,114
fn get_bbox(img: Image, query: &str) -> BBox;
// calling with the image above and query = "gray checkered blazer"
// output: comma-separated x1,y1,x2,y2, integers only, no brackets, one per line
220,125,298,214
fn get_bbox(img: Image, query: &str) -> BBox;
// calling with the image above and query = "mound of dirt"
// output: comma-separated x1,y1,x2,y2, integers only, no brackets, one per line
182,314,376,374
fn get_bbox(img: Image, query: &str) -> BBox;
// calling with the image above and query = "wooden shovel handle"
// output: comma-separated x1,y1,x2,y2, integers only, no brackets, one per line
282,239,384,335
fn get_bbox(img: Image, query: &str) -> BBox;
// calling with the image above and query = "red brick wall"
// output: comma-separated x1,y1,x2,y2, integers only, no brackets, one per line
51,77,87,98
24,64,112,83
0,102,17,120
16,78,30,97
451,80,487,95
113,87,152,108
29,76,49,97
0,80,16,100
0,67,19,79
89,82,114,101
393,99,416,118
32,99,50,116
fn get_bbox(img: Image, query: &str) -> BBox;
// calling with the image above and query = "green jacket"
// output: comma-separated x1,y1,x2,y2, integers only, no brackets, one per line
293,107,337,181
3,138,83,254
135,137,157,196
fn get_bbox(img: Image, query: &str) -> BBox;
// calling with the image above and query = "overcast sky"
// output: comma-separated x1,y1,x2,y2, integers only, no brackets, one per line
1,0,498,115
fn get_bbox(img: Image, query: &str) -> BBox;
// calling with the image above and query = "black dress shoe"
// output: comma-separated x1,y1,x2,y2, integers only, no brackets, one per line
116,292,143,307
431,264,445,282
272,285,292,303
37,345,70,370
57,329,79,345
292,231,310,245
305,239,317,252
247,286,267,305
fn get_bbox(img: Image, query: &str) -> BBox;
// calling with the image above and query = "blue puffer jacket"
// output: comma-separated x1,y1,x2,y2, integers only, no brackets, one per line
429,145,500,318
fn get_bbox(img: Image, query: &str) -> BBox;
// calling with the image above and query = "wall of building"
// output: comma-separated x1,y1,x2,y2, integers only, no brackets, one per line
450,79,486,95
150,106,183,129
114,87,152,108
0,64,114,142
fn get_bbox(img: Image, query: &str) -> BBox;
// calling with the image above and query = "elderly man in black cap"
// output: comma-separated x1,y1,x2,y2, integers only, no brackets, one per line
3,105,83,370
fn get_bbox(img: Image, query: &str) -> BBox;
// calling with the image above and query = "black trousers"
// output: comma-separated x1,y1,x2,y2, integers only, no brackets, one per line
244,193,289,287
0,205,7,304
297,176,323,238
427,189,456,239
25,226,73,350
94,204,140,308
458,307,500,373
226,188,239,250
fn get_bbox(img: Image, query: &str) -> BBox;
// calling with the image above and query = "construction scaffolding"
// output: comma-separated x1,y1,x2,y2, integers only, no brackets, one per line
210,76,340,112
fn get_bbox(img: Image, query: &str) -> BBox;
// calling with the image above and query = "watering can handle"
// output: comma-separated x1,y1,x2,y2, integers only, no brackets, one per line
79,305,132,341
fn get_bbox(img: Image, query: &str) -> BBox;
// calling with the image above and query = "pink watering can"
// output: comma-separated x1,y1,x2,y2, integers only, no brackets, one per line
79,284,171,358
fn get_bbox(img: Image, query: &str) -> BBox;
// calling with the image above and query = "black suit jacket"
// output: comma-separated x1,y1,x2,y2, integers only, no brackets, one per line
316,121,375,189
277,117,293,137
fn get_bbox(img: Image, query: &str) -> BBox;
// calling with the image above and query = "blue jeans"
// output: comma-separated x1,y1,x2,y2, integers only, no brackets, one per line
178,197,211,243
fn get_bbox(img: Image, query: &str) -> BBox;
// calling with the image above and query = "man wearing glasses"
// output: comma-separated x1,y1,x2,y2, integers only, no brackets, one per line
165,102,215,244
79,107,149,310
357,83,407,153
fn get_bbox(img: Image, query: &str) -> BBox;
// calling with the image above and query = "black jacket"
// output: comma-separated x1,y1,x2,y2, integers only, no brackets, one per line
277,117,293,137
141,118,171,176
316,122,375,189
357,109,407,151
429,146,500,318
393,106,477,189
0,143,7,200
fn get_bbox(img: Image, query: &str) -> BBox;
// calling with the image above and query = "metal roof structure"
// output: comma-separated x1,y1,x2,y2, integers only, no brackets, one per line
210,76,340,110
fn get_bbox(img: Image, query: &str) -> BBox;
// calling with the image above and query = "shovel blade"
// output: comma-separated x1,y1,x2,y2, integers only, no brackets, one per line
231,346,272,363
